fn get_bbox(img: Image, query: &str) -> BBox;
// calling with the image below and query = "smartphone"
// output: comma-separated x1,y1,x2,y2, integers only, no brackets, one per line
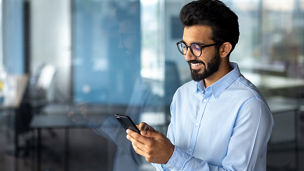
114,114,140,134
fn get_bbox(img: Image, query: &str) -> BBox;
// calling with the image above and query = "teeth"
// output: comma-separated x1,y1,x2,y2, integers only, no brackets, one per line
192,63,201,66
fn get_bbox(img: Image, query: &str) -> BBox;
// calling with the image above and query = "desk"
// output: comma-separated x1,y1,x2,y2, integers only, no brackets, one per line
267,97,300,170
244,73,304,90
243,72,304,97
30,113,112,171
30,103,132,171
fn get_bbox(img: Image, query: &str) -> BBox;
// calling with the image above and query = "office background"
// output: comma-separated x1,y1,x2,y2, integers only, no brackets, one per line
0,0,304,170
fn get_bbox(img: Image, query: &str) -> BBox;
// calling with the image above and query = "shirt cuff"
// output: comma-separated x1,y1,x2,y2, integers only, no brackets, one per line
163,146,191,170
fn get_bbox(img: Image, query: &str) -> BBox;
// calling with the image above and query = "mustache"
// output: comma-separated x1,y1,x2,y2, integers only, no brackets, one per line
187,60,205,65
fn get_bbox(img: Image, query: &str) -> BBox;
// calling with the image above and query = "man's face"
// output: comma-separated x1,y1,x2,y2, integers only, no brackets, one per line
182,25,221,81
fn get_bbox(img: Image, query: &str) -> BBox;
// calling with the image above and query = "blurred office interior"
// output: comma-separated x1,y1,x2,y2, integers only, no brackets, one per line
0,0,304,170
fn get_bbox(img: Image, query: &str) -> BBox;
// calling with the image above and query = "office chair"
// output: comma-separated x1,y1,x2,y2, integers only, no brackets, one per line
29,64,56,114
14,64,56,157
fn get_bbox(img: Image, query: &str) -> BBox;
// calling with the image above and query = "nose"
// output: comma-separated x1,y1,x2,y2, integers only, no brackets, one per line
184,48,196,61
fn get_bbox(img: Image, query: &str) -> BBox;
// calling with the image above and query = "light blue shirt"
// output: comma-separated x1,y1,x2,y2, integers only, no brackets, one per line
154,62,273,171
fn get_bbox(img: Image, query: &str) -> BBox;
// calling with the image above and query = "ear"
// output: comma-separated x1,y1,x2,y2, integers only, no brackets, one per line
219,42,233,58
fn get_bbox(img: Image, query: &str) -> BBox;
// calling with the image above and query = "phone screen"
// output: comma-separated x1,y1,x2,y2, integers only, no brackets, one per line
114,114,140,134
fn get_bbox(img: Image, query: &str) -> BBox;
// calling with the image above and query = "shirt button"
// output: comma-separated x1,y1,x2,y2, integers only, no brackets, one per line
196,122,200,126
203,99,207,102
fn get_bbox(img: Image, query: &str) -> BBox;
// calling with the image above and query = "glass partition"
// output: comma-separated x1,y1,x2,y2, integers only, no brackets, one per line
1,0,303,170
72,0,166,170
71,0,304,170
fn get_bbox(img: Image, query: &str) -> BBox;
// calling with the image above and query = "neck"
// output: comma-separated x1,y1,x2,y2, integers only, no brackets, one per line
204,61,232,88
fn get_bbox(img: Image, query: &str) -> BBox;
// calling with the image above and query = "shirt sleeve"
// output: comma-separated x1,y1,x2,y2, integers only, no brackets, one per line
162,97,273,171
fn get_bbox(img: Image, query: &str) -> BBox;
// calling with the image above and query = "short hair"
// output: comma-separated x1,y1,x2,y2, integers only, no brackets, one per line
180,0,239,54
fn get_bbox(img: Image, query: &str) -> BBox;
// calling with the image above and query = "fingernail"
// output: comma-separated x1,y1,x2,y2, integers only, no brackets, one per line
126,129,129,133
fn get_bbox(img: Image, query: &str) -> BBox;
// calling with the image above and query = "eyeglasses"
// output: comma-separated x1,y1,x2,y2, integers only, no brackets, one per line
176,41,218,57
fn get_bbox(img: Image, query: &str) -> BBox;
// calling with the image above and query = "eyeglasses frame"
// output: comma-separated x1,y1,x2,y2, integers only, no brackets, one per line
176,40,219,57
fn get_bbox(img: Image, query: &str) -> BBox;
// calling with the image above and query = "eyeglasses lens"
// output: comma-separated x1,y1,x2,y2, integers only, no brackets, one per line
177,42,186,55
191,44,201,57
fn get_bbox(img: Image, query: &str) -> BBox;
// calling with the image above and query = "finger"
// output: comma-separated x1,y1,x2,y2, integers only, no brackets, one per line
143,124,155,131
138,122,148,131
127,129,152,144
127,128,140,136
131,137,145,151
127,130,153,151
127,131,157,154
131,141,147,157
138,122,155,131
126,133,145,147
141,130,163,139
128,134,151,155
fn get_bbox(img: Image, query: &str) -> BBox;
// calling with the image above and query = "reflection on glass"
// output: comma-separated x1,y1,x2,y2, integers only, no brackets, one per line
70,0,304,170
72,0,166,170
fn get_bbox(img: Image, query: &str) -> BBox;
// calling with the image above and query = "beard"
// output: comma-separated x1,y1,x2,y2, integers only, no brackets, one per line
188,51,221,81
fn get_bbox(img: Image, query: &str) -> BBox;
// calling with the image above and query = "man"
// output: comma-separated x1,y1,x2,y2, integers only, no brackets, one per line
126,0,273,170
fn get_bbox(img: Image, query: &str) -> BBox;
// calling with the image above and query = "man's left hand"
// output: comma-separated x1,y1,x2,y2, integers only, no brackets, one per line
126,127,174,164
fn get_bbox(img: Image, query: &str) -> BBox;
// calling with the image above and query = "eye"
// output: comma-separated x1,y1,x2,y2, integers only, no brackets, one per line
191,44,201,52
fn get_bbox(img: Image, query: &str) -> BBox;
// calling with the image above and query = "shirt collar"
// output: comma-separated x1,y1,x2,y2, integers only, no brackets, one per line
195,62,241,98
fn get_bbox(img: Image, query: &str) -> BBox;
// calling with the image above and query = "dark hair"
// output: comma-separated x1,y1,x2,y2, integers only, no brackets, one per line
180,0,239,54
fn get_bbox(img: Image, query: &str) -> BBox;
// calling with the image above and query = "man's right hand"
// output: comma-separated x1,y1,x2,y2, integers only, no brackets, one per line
127,122,175,164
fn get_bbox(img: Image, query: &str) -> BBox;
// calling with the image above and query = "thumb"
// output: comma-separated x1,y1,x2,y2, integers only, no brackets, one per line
141,130,163,139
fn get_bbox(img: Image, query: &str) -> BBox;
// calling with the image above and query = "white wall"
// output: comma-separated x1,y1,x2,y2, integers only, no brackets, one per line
31,0,71,101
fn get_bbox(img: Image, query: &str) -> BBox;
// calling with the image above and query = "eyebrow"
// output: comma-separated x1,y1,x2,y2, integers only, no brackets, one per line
182,40,209,46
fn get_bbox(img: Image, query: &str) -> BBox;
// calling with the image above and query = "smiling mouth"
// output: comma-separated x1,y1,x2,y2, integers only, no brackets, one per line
188,60,205,70
191,63,204,70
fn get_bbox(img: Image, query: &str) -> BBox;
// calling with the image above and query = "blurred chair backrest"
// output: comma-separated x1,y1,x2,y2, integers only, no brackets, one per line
30,64,56,101
37,64,56,90
3,74,29,108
